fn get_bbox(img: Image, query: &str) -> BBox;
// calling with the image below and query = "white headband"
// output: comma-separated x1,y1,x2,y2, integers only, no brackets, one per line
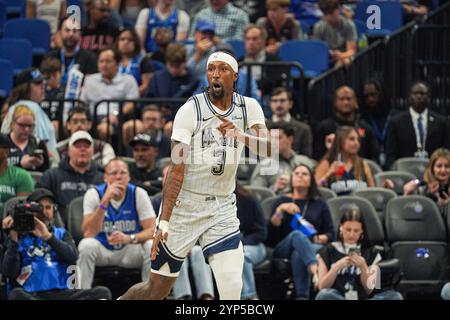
207,52,238,73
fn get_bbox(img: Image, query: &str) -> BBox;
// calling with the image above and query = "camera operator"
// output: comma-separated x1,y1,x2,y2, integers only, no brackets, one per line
7,104,50,172
1,188,111,300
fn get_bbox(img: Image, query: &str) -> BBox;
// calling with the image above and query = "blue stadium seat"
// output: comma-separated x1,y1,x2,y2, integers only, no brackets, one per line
0,59,13,97
226,39,245,60
279,40,329,78
355,1,403,37
3,0,25,17
4,18,51,55
0,38,33,74
0,0,6,36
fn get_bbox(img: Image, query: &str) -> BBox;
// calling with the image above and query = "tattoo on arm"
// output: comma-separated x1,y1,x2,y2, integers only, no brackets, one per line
160,142,188,222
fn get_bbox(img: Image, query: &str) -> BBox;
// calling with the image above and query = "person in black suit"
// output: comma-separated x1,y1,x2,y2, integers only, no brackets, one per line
313,86,379,161
385,81,450,168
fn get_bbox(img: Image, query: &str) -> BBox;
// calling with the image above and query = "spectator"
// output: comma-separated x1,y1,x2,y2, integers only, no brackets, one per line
316,207,403,300
232,0,266,23
129,133,163,195
236,184,267,300
1,189,112,300
240,24,286,105
81,0,120,54
315,126,375,196
36,131,103,224
313,86,379,161
26,0,67,48
145,43,199,117
403,0,433,23
56,107,115,168
110,0,149,26
116,28,155,95
385,81,450,169
45,17,98,88
39,57,65,140
187,20,231,76
80,48,140,141
403,148,450,208
141,105,171,158
250,122,315,194
267,164,334,299
312,0,356,66
0,134,34,207
135,0,190,53
7,105,50,172
190,0,250,41
360,78,398,168
175,0,207,17
77,158,155,289
1,68,59,160
266,87,313,157
256,0,303,55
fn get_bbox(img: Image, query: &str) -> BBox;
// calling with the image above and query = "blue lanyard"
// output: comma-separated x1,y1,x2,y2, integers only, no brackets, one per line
369,111,392,144
60,46,80,84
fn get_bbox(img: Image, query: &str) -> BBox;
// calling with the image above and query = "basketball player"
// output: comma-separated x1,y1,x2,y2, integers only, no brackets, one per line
120,51,272,300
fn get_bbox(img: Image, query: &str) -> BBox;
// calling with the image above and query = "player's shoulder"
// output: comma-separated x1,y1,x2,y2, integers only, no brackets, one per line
178,95,201,112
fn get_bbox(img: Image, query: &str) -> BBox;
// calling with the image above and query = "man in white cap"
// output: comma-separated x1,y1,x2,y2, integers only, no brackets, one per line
121,50,272,300
36,131,103,225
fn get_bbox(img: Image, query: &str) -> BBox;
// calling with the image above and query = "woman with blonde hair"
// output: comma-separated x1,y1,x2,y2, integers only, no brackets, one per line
404,148,450,207
8,105,50,172
315,126,375,195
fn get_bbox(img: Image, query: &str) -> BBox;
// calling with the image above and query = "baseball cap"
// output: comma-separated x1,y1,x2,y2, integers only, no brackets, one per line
14,68,46,87
69,131,93,147
196,20,216,34
0,134,12,149
130,133,157,148
27,188,56,203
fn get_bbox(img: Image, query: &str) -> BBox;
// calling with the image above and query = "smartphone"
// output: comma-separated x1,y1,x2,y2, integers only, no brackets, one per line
348,247,361,256
30,149,44,157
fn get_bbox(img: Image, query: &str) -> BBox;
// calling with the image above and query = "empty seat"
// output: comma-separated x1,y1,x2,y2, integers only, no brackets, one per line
4,18,51,55
318,187,337,201
374,171,416,195
392,157,429,179
279,40,329,77
0,59,14,97
237,158,257,185
260,196,281,221
0,38,33,74
244,186,276,202
3,0,25,17
353,187,397,221
385,196,448,297
0,0,6,35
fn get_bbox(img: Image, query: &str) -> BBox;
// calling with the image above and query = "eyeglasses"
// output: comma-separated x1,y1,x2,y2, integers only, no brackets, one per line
106,170,129,176
270,98,288,104
15,122,35,129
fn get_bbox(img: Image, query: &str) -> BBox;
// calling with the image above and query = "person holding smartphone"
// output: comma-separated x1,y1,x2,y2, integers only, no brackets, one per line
316,208,403,300
8,105,50,172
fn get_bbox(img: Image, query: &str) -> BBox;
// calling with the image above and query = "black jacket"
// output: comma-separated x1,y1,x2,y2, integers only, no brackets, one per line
385,109,450,168
313,115,379,161
236,193,267,246
36,158,103,223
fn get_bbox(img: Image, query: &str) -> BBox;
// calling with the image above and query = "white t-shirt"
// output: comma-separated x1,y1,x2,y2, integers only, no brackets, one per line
83,186,156,221
172,92,266,196
135,7,190,37
29,0,63,33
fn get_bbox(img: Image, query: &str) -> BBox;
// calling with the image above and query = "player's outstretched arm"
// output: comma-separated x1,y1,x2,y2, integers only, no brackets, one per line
150,141,188,261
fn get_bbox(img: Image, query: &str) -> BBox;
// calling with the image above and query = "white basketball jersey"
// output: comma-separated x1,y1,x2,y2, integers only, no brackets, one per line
172,92,265,196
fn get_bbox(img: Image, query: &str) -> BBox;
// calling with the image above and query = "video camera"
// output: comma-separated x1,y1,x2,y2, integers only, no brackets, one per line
12,202,43,234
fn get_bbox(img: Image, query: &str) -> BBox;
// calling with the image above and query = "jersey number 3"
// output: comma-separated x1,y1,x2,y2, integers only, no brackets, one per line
212,148,226,176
